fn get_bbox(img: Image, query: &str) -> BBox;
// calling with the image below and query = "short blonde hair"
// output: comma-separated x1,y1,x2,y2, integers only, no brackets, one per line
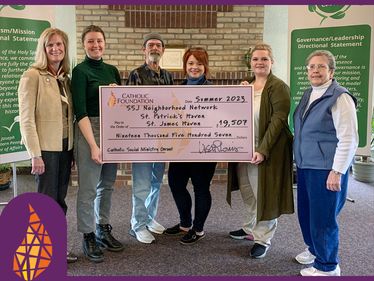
33,27,70,73
250,42,274,62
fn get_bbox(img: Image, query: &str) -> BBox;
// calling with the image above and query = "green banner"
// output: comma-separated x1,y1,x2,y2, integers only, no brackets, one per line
290,24,371,148
0,17,50,158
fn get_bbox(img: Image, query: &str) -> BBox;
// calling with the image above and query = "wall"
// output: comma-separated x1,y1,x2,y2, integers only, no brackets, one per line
72,5,265,187
75,5,264,72
263,5,288,82
55,5,77,67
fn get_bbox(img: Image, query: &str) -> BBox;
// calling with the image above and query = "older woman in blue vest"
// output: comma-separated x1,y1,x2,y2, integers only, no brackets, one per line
293,50,358,276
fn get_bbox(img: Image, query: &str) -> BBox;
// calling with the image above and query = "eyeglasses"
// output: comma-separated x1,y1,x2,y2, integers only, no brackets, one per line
306,64,329,71
146,43,163,49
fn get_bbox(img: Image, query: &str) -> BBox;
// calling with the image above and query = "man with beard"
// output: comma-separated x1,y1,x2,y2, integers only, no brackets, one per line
126,33,174,243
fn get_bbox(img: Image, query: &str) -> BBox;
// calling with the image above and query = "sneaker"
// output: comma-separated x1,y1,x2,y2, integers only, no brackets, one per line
180,229,205,245
250,243,268,259
82,232,104,263
229,229,254,241
96,224,124,252
129,228,155,244
146,219,165,234
300,265,341,276
66,251,78,263
295,248,316,265
164,224,189,236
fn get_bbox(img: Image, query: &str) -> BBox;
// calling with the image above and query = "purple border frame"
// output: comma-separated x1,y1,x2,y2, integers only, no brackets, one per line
1,1,374,5
1,1,373,281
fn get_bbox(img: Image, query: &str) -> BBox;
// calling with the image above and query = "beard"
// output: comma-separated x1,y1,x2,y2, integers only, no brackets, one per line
149,53,161,63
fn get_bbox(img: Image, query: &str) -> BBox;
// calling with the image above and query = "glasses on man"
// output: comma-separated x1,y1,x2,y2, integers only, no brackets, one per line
146,43,163,49
306,64,329,71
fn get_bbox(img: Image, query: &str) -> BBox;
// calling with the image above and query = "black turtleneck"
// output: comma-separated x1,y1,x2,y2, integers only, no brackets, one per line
71,56,121,122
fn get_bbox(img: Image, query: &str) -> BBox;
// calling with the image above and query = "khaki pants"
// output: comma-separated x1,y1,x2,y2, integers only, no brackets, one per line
237,163,277,247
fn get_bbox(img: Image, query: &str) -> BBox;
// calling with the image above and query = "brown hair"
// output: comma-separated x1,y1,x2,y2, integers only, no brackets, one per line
81,25,106,43
183,47,209,77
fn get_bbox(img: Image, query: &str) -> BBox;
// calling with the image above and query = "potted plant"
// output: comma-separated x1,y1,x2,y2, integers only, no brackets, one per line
352,110,374,183
0,163,12,191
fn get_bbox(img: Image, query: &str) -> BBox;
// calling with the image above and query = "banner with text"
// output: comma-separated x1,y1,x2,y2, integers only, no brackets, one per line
288,6,374,155
290,25,371,148
0,6,52,163
100,85,254,163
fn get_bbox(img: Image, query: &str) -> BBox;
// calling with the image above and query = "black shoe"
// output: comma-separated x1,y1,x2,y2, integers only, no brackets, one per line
164,224,188,236
179,229,205,245
96,224,124,252
250,243,268,259
83,232,104,263
67,251,78,263
229,229,254,240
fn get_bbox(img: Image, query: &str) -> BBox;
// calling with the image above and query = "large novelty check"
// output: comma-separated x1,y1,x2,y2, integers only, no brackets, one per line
100,85,253,162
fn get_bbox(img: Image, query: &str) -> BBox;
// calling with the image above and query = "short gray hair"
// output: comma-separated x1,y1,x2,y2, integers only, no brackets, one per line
305,50,336,70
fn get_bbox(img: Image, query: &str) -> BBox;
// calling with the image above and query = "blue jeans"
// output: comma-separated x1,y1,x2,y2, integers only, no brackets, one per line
297,168,348,272
131,162,165,232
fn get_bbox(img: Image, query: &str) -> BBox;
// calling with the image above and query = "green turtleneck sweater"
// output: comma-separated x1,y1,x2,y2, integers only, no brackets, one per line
71,56,121,122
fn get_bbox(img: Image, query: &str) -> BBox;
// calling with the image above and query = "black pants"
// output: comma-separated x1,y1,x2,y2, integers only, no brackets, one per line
36,140,73,215
168,162,217,232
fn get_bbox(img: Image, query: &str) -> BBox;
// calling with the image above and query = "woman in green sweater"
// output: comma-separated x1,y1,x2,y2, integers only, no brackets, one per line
71,25,124,263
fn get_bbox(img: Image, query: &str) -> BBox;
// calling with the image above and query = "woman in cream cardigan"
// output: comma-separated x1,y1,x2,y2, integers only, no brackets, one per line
18,27,76,263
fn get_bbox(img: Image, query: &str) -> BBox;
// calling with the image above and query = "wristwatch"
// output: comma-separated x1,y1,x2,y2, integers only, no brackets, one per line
331,169,341,175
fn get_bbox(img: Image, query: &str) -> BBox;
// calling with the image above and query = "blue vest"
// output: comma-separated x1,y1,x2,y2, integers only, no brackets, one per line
293,79,356,170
